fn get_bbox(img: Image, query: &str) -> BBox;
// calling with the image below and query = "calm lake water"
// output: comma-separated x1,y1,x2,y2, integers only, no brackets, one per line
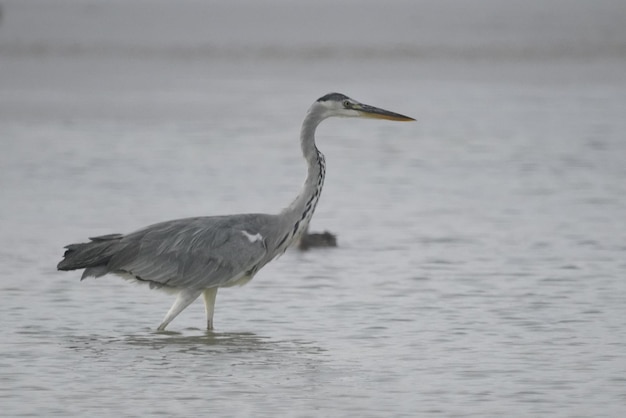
1,1,626,416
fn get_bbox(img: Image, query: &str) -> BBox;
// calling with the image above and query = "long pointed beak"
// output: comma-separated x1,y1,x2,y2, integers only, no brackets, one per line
356,103,415,122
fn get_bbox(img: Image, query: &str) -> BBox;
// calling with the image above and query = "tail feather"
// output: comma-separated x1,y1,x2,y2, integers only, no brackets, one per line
57,234,124,277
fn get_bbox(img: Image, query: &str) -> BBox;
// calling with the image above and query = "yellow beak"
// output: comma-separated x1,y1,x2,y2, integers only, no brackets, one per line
356,103,415,122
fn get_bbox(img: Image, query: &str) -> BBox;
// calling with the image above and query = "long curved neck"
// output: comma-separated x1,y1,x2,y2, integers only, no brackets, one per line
278,107,326,246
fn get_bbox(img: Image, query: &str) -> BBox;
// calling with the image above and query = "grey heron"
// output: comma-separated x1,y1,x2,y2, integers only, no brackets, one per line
57,93,414,331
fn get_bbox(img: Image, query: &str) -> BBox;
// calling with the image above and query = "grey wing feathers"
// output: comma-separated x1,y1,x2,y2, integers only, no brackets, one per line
61,216,271,290
57,234,123,274
89,233,124,242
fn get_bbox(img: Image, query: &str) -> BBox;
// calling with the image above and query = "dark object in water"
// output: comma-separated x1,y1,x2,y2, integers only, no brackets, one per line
298,230,337,250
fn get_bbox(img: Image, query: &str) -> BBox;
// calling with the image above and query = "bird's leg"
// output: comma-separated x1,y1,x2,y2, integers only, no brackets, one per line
157,288,203,331
202,288,218,330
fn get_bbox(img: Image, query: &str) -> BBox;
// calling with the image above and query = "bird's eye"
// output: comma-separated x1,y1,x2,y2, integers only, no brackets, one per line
343,100,351,108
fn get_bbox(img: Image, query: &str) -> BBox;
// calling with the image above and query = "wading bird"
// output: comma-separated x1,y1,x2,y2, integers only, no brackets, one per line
57,93,414,330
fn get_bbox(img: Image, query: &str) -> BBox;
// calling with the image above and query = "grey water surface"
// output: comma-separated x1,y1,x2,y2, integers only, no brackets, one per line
1,0,626,416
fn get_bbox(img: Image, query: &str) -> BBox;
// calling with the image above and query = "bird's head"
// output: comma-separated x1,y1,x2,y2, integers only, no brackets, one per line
311,92,415,122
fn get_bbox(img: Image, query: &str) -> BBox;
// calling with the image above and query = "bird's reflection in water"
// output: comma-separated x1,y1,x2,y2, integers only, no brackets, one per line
67,330,326,358
142,330,273,353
